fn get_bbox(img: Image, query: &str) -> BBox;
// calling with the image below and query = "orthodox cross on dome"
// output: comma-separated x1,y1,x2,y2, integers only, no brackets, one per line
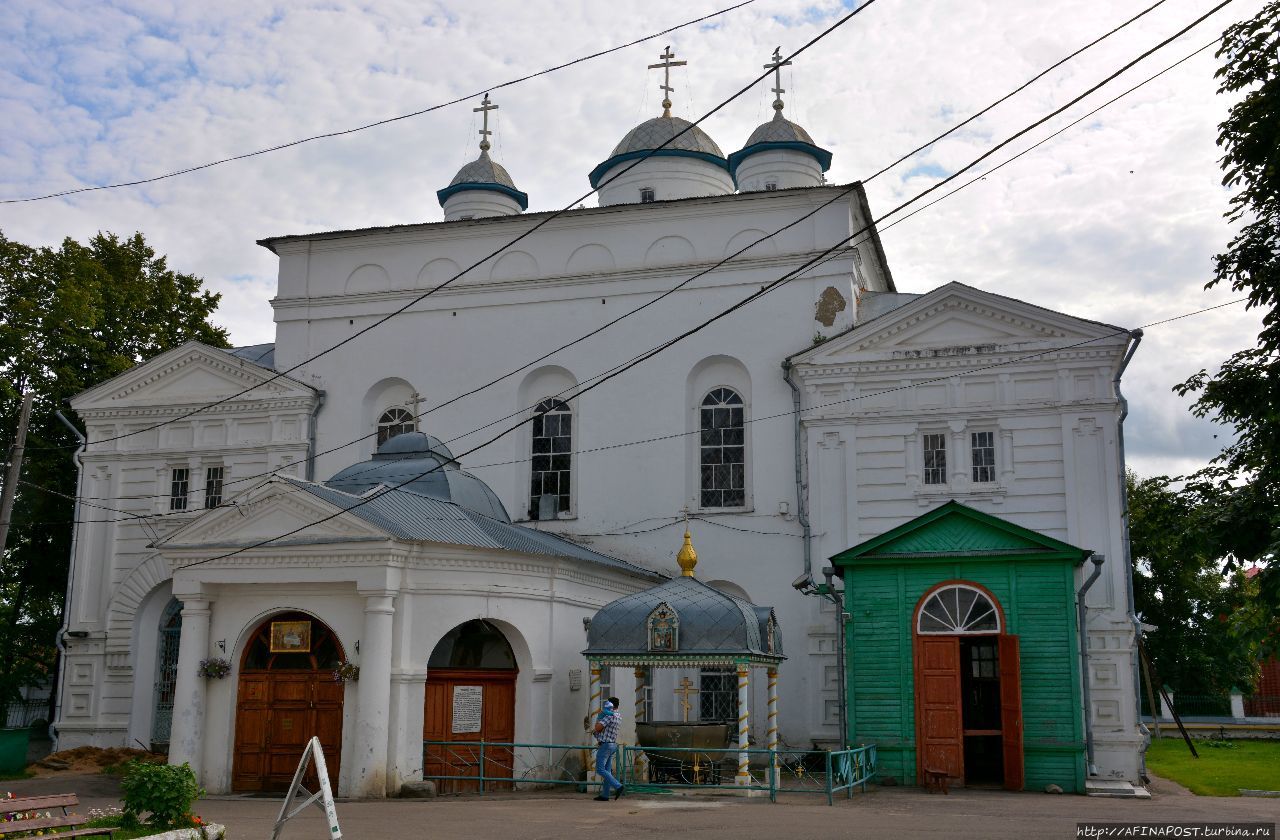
765,46,792,113
404,391,428,422
474,93,498,152
648,45,687,118
674,676,700,722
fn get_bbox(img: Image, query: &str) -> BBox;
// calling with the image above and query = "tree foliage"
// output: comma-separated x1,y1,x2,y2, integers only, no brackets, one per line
1173,1,1280,642
0,230,228,703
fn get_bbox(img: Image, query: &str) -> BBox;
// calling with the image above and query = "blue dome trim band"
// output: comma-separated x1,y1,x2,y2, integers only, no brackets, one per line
436,181,530,211
589,149,731,189
727,141,833,180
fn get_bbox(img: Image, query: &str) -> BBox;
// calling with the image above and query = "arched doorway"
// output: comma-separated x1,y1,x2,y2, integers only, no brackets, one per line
232,612,345,792
423,620,518,792
150,598,182,752
912,582,1024,790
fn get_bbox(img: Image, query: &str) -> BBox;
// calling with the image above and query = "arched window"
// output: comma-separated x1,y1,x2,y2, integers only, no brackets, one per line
700,387,745,508
151,598,182,747
530,398,572,519
377,406,416,445
916,585,1001,635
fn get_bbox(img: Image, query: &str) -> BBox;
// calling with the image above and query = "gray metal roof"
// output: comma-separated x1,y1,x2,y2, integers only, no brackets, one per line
228,343,276,370
284,476,660,579
584,575,783,659
610,116,725,158
743,110,816,147
449,150,519,189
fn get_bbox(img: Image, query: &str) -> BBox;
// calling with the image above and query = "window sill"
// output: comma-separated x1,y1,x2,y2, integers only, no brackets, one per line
695,506,754,516
515,514,579,524
914,485,1007,506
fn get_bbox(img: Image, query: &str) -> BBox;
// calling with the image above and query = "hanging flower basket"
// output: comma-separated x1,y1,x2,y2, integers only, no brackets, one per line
332,662,360,683
198,658,231,679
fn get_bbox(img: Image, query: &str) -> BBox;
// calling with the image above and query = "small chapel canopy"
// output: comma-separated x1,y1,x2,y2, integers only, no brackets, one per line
583,530,784,668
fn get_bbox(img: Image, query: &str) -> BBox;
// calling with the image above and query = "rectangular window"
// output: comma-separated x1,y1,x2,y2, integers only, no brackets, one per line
639,187,655,203
530,401,572,519
204,466,225,509
699,669,737,723
922,434,947,485
764,181,778,191
971,431,996,483
169,468,189,511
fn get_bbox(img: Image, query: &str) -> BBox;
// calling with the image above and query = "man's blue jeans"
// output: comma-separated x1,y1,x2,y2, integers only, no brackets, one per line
595,742,620,797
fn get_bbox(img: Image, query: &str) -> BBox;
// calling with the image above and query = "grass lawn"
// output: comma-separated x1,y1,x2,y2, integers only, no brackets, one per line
1146,738,1280,796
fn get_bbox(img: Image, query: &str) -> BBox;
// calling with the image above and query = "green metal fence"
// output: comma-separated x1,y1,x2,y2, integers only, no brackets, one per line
422,740,876,804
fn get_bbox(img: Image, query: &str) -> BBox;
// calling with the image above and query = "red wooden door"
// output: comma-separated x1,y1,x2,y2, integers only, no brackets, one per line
233,671,343,792
915,636,964,784
998,634,1025,791
423,669,517,793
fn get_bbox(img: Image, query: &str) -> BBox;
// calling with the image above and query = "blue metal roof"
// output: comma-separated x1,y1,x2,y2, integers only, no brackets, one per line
228,343,276,370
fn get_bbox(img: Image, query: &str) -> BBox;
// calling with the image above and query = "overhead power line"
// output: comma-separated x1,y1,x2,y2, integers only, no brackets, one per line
161,1,1236,568
65,0,886,451
1,0,758,205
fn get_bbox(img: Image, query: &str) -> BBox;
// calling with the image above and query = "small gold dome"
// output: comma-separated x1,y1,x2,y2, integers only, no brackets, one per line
677,529,698,577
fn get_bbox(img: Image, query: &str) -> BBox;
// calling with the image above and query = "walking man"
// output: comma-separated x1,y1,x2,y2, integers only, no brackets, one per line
592,697,625,801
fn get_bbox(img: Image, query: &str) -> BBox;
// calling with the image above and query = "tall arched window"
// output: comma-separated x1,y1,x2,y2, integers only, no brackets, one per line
530,398,572,518
151,598,182,748
700,387,745,508
377,407,416,445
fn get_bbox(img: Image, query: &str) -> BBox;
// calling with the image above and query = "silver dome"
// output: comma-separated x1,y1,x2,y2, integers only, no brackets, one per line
449,150,519,189
743,110,817,147
610,115,725,158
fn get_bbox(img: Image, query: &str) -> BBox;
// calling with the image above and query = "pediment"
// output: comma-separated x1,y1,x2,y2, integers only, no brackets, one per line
71,342,314,410
793,283,1124,366
157,480,388,550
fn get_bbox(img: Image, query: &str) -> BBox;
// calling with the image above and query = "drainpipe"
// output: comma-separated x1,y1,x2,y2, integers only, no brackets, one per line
51,409,86,752
1077,552,1106,775
781,361,812,582
305,390,326,481
1111,329,1147,778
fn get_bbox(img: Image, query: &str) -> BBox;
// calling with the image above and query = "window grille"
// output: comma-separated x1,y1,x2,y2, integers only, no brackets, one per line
169,468,189,511
700,388,745,508
917,584,1001,634
204,466,224,508
699,669,737,722
764,181,778,191
377,407,416,446
922,433,947,485
151,598,182,746
971,431,996,483
530,398,572,518
640,187,655,203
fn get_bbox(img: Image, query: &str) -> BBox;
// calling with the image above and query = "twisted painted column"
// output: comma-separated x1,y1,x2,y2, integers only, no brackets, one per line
767,667,779,773
736,664,751,785
634,667,647,723
587,665,602,774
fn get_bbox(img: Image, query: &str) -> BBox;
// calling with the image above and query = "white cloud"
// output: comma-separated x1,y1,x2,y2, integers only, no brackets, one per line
0,0,1267,476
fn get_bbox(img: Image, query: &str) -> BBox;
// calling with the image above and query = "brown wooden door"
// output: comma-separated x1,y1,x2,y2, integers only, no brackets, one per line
232,672,343,793
423,668,516,793
998,634,1025,791
915,635,964,785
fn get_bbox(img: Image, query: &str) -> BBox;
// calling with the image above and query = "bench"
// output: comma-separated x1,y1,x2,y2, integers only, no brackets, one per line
0,793,113,837
923,767,950,795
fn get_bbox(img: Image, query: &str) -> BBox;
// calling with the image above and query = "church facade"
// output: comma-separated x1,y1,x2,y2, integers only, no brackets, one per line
52,52,1146,796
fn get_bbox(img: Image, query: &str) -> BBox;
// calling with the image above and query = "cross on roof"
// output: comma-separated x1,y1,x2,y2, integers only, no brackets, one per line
474,93,498,151
765,46,792,112
647,46,687,117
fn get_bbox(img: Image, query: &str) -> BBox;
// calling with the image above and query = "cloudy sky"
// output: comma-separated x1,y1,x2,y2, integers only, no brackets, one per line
0,0,1263,478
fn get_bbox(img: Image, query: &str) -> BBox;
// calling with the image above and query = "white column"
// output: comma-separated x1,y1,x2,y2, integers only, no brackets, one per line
736,664,750,786
766,668,779,773
587,665,602,775
353,593,395,798
168,597,211,775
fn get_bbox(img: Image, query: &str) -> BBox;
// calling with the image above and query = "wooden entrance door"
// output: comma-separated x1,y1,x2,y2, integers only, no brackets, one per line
915,636,964,784
423,668,517,793
232,614,345,793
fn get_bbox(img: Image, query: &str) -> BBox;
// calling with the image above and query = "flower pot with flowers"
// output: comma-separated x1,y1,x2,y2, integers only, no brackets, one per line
333,662,360,683
198,658,231,680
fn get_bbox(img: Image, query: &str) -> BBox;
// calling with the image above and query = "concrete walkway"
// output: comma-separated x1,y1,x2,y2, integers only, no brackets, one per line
6,775,1277,839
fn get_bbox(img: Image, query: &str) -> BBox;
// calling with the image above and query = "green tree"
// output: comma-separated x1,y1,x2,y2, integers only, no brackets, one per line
1127,473,1261,699
0,230,228,706
1173,1,1280,647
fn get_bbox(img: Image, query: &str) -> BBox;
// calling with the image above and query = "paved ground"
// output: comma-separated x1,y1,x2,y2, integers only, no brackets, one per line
5,774,1277,839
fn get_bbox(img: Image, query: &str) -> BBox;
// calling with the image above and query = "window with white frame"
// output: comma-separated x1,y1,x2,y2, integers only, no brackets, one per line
169,468,189,511
530,398,572,518
971,431,996,483
922,433,948,485
204,466,224,509
699,388,746,508
377,407,415,446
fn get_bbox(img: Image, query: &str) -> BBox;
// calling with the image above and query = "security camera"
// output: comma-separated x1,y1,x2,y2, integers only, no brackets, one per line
792,573,815,592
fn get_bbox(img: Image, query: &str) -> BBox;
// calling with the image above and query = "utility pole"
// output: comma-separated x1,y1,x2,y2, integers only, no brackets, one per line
0,392,34,557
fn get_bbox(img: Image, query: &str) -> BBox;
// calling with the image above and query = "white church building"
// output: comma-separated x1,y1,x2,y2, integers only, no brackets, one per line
53,51,1147,797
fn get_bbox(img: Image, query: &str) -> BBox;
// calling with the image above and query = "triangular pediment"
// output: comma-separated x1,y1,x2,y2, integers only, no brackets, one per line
792,282,1125,365
157,479,388,551
71,341,314,410
831,501,1089,565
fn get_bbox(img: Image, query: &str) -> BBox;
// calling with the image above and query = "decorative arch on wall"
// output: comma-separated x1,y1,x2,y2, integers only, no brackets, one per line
565,243,616,275
685,355,752,510
724,228,779,258
361,377,418,455
417,257,462,289
489,250,539,282
345,264,392,295
107,553,172,651
644,235,696,267
517,366,579,519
